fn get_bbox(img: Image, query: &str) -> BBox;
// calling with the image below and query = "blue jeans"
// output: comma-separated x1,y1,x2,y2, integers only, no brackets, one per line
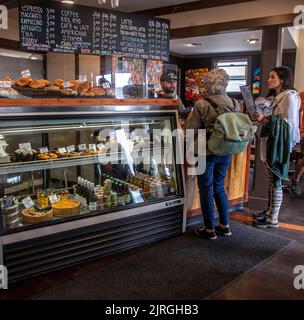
197,155,232,230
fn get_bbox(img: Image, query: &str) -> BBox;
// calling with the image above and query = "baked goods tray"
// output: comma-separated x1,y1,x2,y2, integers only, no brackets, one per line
0,146,164,175
20,204,89,227
12,86,115,98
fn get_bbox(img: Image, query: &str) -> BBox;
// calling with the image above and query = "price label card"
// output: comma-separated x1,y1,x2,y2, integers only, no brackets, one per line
0,81,12,88
89,144,96,151
39,147,49,154
63,82,71,88
101,82,111,89
58,147,67,154
79,75,88,82
19,143,31,151
22,196,35,209
97,143,105,150
66,145,75,153
21,69,31,78
78,144,87,151
48,194,59,204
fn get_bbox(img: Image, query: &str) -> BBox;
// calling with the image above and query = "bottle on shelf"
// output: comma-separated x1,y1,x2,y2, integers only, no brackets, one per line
104,179,112,196
111,191,118,207
78,178,83,197
88,183,97,212
82,179,87,196
86,181,92,205
149,181,157,200
103,194,111,209
94,187,104,211
123,184,131,205
100,173,105,186
118,184,125,206
169,174,177,195
143,180,150,201
76,176,82,196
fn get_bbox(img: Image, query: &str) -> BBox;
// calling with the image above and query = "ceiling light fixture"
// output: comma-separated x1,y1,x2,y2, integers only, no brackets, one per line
98,0,120,8
246,38,259,44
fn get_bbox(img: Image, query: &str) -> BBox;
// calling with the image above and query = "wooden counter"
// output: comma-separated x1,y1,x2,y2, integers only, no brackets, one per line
0,98,180,107
186,146,251,218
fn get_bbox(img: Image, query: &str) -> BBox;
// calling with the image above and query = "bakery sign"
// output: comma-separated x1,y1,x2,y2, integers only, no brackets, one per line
0,5,8,30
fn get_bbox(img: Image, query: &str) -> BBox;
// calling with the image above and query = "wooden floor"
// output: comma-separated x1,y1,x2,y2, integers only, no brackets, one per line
213,188,304,300
1,190,304,300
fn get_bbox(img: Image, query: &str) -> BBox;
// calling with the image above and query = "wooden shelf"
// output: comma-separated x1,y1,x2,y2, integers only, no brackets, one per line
0,98,180,108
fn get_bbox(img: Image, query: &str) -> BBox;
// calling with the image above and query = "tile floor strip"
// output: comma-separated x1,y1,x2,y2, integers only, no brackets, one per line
230,213,304,232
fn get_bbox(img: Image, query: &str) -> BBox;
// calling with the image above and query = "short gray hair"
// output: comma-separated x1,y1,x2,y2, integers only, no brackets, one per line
204,68,229,95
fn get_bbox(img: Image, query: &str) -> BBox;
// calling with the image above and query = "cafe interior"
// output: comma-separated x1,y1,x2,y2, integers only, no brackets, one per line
0,0,303,300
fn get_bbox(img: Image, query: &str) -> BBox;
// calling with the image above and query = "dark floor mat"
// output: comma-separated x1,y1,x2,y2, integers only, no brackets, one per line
30,221,294,300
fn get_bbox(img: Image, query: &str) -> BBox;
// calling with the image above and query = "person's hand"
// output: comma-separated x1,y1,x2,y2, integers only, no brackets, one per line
252,111,264,122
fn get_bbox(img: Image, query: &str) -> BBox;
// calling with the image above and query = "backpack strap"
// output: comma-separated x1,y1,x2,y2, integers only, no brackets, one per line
204,97,220,112
204,97,236,114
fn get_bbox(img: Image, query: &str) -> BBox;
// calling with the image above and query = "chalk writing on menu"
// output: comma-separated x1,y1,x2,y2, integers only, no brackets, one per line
19,3,170,61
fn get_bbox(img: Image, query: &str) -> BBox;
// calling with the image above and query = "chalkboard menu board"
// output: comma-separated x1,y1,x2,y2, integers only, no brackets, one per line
19,3,170,61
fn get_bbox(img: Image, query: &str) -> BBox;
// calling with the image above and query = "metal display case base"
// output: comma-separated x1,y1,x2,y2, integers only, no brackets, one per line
3,205,183,283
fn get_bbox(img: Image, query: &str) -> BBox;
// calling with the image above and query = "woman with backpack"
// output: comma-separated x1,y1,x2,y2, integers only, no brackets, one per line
184,68,241,240
252,66,301,228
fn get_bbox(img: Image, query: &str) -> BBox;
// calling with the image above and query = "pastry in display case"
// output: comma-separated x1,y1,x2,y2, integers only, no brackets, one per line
22,207,53,225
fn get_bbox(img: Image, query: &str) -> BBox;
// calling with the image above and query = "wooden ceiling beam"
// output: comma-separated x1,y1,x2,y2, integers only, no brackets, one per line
134,0,258,17
170,13,297,39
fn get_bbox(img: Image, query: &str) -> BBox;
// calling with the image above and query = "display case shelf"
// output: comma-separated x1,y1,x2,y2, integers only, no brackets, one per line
0,147,167,175
0,121,162,136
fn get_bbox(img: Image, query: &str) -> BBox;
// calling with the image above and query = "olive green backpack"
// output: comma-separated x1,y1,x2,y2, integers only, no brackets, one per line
205,98,254,155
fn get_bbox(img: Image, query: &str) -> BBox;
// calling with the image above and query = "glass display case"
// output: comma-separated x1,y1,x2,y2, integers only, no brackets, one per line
0,99,185,282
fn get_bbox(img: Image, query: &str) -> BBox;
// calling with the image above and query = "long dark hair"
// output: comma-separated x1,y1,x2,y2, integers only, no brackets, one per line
267,66,295,97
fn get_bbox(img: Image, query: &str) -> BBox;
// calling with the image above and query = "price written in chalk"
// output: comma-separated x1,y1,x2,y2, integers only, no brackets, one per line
19,4,170,61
